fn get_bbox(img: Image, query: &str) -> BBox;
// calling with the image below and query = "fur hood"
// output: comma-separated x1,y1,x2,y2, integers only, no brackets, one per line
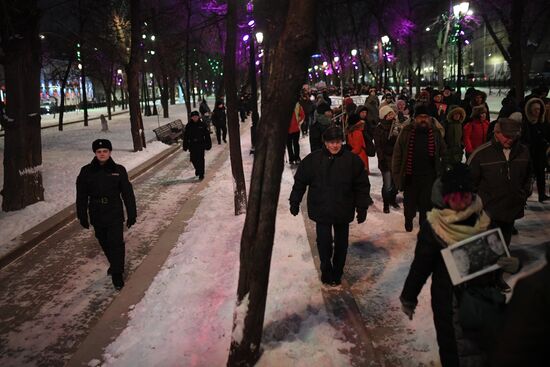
525,97,546,124
446,106,466,123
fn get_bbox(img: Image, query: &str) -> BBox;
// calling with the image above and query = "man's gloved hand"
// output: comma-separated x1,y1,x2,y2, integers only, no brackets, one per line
356,208,367,224
79,218,89,229
126,217,137,229
400,296,416,320
497,256,520,274
290,204,300,216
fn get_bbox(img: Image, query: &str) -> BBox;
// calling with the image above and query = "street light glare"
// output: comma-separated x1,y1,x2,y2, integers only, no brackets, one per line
333,56,339,62
150,35,156,41
351,49,357,56
381,35,390,44
255,32,263,44
425,27,430,32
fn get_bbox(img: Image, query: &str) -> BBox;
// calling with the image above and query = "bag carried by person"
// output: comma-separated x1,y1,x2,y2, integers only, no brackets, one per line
362,130,376,157
458,286,505,331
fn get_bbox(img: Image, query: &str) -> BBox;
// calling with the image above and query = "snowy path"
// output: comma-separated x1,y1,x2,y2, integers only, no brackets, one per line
0,140,227,366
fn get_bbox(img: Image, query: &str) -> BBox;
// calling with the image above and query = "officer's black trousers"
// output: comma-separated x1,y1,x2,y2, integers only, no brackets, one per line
315,222,349,283
189,147,205,177
94,223,125,274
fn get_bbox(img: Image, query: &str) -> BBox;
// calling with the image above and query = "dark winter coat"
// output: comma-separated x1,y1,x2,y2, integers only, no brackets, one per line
373,119,398,172
401,221,498,367
442,106,466,166
211,106,227,128
182,119,212,151
491,263,550,367
309,113,332,152
467,139,532,223
76,157,137,227
199,100,211,115
289,147,372,224
391,120,446,191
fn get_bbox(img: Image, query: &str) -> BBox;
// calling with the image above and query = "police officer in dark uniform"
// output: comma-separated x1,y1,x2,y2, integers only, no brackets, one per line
182,110,212,180
76,139,137,290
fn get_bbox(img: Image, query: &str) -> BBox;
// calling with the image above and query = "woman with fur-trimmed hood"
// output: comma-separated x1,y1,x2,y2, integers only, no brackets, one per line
463,105,490,158
523,98,549,202
443,106,466,166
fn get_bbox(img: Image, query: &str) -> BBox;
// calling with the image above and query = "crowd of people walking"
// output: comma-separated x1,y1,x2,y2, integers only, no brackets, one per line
289,82,550,366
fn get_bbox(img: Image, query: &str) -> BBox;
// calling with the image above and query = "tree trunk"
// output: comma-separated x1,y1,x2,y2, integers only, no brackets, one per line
509,0,525,104
227,0,316,365
169,74,176,105
184,10,192,119
224,0,247,216
1,0,45,211
59,59,72,131
177,77,191,116
127,0,145,151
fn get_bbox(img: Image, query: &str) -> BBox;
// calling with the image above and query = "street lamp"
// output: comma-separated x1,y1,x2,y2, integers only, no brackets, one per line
453,2,470,97
351,49,357,57
255,31,263,44
381,35,390,87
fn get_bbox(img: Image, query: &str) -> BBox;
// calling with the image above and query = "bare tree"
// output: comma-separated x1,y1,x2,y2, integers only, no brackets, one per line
227,0,316,365
0,0,45,211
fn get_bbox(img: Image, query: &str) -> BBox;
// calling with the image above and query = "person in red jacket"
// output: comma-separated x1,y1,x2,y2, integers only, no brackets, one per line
287,101,305,165
463,105,489,158
346,113,369,173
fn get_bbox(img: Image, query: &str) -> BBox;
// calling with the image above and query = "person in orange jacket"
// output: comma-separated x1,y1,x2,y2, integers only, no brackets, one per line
287,101,305,165
463,105,489,158
346,113,369,173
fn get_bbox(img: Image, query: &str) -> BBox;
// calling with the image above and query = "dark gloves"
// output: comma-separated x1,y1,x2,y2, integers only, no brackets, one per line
356,208,367,224
400,296,417,320
126,217,136,229
79,218,89,229
290,203,300,216
497,256,520,274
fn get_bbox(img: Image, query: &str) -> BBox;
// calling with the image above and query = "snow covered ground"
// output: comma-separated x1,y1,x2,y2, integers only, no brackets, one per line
91,128,548,366
0,103,197,250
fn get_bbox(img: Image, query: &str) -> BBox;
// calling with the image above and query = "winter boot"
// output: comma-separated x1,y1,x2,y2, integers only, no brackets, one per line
112,273,124,290
405,217,413,232
389,188,400,209
382,189,390,214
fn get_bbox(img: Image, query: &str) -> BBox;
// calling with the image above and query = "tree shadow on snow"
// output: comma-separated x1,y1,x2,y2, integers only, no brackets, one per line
345,240,390,286
160,177,198,186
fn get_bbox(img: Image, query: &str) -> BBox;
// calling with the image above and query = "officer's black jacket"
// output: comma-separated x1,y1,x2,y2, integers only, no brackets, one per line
76,157,137,226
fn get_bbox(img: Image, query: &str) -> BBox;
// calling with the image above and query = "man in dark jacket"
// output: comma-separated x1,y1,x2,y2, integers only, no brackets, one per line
289,126,372,286
392,105,446,232
467,118,532,247
490,245,550,367
182,110,212,180
76,139,137,290
211,100,227,144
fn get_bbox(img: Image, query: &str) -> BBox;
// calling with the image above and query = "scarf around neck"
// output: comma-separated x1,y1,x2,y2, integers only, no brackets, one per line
427,195,490,246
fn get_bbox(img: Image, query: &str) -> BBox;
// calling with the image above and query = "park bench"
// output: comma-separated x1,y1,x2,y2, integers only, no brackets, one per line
153,119,184,145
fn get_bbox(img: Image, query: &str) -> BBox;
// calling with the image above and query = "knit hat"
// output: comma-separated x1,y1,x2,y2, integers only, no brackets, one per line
414,104,430,117
322,125,344,141
347,113,361,126
190,111,200,117
379,105,394,120
92,139,112,152
317,103,331,115
497,118,521,137
441,163,474,196
471,105,487,119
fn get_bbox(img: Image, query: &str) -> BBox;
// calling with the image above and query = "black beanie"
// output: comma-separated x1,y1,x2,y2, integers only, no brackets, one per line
92,139,112,152
414,104,430,117
317,103,331,115
441,163,474,196
190,111,200,117
322,126,344,141
347,113,361,126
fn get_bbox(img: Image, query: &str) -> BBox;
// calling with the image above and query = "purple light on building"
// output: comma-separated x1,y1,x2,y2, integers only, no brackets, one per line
242,34,250,42
248,20,255,27
464,39,470,45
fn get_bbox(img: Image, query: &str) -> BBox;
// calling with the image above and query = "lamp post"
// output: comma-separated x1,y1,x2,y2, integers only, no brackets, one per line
351,49,358,89
453,2,469,98
248,30,263,154
381,35,390,88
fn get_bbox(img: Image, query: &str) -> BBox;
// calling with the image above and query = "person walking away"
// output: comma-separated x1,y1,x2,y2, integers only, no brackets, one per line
199,98,212,132
467,118,531,248
289,126,372,286
523,98,549,202
400,163,520,367
364,89,380,128
76,139,137,290
346,113,370,173
463,106,489,159
309,103,333,152
299,88,315,137
182,111,212,180
442,106,466,167
392,105,446,231
374,105,403,213
287,101,305,165
211,100,228,144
